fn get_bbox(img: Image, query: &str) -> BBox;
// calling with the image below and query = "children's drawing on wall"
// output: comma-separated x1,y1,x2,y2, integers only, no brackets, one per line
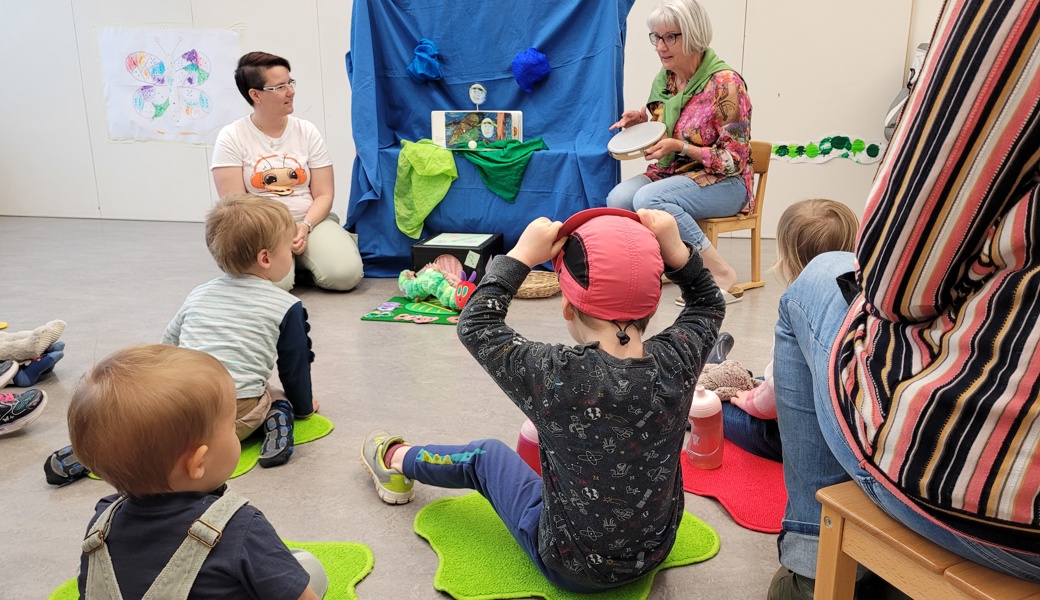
98,28,241,145
770,134,886,165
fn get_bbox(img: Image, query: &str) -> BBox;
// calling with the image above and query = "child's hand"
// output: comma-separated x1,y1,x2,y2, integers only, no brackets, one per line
507,217,566,267
637,209,689,270
731,389,750,409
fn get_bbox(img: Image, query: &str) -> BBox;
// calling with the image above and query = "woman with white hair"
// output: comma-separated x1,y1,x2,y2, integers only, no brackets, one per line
607,0,752,305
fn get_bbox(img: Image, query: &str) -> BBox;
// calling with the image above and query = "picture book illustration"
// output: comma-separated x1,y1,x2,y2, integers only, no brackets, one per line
431,111,522,147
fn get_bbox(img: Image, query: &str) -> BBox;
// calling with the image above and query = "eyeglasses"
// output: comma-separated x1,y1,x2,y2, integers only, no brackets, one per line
260,79,296,93
649,32,682,47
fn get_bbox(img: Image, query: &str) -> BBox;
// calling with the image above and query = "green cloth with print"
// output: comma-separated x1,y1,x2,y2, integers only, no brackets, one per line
395,139,459,239
455,138,549,203
647,48,733,168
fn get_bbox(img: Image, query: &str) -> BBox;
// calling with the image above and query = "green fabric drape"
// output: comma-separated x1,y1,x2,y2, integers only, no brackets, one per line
455,138,549,203
646,48,733,168
394,139,458,239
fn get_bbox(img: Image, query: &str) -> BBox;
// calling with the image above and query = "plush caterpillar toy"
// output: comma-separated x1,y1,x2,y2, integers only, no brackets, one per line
398,264,477,311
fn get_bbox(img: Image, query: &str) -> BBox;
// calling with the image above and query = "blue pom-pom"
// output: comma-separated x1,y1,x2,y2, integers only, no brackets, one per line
511,48,551,93
408,38,443,83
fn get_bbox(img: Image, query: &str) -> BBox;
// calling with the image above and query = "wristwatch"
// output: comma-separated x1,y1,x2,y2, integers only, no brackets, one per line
302,220,314,233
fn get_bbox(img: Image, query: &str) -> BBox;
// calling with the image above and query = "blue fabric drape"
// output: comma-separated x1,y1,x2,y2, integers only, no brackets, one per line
346,0,635,277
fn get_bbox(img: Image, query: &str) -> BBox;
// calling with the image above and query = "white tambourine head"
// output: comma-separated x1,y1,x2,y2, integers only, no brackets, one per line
607,121,667,160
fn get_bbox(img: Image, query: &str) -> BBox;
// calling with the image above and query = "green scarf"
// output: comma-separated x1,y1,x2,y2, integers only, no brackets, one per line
647,47,734,168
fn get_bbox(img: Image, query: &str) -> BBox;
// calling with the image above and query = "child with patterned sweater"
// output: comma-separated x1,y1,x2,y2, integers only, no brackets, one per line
361,207,724,591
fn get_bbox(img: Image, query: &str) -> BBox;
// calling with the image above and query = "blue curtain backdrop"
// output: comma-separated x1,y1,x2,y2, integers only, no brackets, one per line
346,0,636,276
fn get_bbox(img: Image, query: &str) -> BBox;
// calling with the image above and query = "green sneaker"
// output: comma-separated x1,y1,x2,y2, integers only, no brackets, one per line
360,429,414,505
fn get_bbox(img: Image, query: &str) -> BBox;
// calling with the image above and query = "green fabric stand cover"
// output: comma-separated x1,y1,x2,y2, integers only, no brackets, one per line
413,492,720,600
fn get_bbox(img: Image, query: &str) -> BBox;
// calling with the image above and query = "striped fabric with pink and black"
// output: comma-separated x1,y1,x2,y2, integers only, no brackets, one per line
830,0,1040,552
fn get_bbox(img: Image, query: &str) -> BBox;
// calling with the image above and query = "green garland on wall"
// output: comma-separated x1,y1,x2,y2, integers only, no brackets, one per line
770,134,886,165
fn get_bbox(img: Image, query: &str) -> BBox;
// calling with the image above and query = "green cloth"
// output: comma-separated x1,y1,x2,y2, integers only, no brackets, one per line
48,539,373,600
454,138,548,203
647,48,733,168
413,492,720,600
395,139,458,238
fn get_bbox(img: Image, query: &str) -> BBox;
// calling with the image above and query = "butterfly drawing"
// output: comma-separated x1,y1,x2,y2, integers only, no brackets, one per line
125,40,211,124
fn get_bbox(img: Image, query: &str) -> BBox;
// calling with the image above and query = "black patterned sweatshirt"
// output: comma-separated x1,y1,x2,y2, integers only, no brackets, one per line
457,247,724,589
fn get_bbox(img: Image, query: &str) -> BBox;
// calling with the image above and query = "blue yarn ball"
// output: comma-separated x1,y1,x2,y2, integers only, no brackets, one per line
511,48,551,93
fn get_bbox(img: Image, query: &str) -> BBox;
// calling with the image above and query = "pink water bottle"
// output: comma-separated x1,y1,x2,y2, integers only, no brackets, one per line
686,385,724,469
516,419,542,475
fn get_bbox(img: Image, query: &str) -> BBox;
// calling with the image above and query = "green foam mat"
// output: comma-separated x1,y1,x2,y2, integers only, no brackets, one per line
413,492,720,600
48,539,373,600
360,295,459,325
88,414,334,482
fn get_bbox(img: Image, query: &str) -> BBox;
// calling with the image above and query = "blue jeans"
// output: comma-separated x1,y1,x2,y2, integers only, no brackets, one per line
401,439,599,593
774,252,1040,582
721,402,782,462
605,175,747,252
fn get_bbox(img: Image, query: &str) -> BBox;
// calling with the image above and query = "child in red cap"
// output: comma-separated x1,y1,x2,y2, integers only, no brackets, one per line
361,208,725,591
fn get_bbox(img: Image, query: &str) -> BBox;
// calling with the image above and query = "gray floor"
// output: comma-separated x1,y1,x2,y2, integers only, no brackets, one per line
1,216,785,599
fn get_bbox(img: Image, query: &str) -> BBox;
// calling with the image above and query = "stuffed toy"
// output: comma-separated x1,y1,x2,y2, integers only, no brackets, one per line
398,264,477,311
697,360,760,402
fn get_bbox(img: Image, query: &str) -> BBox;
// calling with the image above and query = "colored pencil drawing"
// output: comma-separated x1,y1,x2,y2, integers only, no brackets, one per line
125,39,212,124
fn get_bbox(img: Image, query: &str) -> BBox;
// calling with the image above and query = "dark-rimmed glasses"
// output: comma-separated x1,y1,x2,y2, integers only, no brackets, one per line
649,32,682,47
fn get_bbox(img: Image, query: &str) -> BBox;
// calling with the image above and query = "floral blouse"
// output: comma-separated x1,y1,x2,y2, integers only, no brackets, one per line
646,70,754,212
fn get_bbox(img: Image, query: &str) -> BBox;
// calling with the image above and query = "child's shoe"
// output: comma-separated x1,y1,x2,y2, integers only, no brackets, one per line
360,429,414,505
0,389,46,434
0,360,18,389
258,400,294,468
705,332,735,365
44,444,91,485
13,349,64,387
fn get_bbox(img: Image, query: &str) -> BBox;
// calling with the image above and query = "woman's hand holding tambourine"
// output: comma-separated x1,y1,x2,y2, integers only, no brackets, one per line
610,107,649,131
643,138,687,162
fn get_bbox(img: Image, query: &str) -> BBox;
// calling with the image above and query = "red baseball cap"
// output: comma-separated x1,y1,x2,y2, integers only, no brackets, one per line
552,207,664,321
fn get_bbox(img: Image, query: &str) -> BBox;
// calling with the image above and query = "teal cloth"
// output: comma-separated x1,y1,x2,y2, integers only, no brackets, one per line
454,138,548,203
647,48,734,168
395,139,458,238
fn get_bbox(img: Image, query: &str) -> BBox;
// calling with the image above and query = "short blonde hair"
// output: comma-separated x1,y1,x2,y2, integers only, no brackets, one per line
775,199,859,284
647,0,713,56
68,345,232,498
206,194,295,275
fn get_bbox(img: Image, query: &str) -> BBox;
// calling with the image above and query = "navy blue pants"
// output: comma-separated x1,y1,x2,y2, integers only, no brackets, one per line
402,439,598,592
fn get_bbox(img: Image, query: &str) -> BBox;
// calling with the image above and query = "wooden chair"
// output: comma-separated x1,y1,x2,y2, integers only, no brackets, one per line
695,140,771,293
815,481,1040,600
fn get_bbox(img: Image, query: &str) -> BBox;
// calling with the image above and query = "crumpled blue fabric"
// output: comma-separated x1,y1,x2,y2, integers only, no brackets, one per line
511,47,551,93
407,38,443,82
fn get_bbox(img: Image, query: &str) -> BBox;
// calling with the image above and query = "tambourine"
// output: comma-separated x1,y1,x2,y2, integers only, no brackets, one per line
607,121,667,160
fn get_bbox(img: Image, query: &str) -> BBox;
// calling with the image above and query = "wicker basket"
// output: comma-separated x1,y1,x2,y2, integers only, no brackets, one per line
516,270,560,299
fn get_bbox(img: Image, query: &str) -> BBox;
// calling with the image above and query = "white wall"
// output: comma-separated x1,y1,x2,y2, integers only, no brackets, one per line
1,0,943,239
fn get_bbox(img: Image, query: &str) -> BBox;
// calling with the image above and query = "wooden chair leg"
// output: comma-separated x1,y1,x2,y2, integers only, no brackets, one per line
815,505,858,600
750,226,761,283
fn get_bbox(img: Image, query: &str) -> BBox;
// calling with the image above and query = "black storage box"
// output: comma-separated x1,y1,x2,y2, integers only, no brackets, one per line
411,233,504,284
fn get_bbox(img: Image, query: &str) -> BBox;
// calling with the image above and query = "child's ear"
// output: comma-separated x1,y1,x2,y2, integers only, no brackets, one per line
256,249,272,269
184,445,210,481
561,296,575,321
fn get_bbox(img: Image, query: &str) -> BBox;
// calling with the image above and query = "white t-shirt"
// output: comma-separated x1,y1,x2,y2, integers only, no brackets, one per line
211,115,333,217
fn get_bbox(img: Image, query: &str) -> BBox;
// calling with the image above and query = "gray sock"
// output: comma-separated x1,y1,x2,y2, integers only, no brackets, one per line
0,320,66,361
